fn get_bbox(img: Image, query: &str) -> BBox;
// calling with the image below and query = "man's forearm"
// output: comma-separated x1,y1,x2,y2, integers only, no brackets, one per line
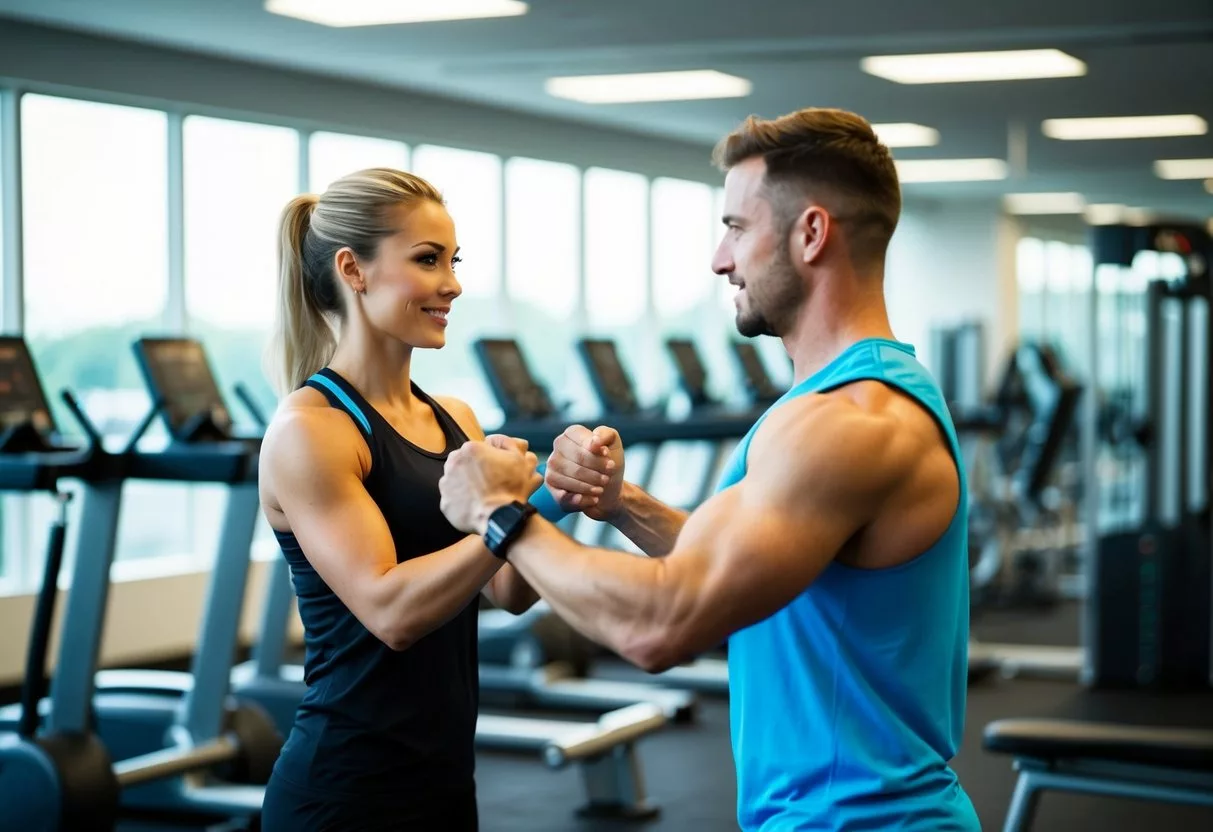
505,519,673,666
605,481,688,556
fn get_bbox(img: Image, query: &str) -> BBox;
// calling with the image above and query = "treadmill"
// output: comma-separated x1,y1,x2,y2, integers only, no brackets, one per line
472,337,697,721
729,340,786,406
88,338,303,737
0,337,276,827
664,338,748,505
576,338,749,695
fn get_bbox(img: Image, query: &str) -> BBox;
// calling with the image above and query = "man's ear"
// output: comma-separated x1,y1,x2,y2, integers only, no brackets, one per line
790,204,831,265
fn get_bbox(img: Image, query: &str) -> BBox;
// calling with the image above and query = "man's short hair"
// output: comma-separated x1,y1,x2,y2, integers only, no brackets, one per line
713,108,902,266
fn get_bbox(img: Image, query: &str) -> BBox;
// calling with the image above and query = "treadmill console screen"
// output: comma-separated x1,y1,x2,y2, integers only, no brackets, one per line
579,340,639,414
474,339,556,419
731,341,781,401
666,339,710,405
134,338,232,440
0,337,55,437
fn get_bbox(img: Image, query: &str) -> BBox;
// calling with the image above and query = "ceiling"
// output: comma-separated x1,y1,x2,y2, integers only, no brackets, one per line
0,0,1211,220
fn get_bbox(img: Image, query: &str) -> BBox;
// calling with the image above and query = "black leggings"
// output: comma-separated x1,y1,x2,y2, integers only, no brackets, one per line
261,774,478,832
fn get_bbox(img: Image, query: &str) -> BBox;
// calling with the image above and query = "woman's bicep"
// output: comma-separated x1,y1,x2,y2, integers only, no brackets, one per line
265,414,398,627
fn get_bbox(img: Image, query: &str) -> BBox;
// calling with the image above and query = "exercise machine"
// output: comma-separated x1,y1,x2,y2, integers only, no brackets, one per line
983,221,1213,830
729,340,786,406
1083,223,1211,690
0,337,269,830
573,337,760,694
89,337,300,738
472,337,697,720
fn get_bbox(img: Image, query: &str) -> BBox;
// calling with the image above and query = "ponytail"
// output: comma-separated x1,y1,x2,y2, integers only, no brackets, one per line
269,194,336,395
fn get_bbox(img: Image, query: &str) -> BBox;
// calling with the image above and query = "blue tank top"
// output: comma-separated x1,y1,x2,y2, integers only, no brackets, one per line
270,369,479,803
723,338,979,831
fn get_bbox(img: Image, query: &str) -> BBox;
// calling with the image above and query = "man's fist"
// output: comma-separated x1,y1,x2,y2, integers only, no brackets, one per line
544,425,625,521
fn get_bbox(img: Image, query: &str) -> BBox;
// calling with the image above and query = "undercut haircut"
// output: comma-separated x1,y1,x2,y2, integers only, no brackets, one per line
713,108,901,268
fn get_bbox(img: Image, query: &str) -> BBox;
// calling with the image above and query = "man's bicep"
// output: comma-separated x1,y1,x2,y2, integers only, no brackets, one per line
666,477,856,651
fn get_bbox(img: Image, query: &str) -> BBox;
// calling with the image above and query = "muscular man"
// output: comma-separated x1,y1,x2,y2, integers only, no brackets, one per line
439,108,980,831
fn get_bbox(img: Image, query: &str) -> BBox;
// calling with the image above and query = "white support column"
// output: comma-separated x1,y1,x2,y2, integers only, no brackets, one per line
165,111,186,331
1,88,24,334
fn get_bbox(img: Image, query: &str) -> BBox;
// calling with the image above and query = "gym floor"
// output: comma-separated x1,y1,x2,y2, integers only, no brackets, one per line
93,603,1213,830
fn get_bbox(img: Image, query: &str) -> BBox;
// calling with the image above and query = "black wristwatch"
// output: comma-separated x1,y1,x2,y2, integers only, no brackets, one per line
484,500,537,560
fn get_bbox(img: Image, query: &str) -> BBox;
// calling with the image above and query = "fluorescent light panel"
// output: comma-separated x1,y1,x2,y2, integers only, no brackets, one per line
1043,114,1207,140
1004,192,1086,215
1085,203,1128,225
1154,158,1213,180
265,0,528,27
871,123,939,148
545,70,751,104
861,49,1085,84
895,158,1008,183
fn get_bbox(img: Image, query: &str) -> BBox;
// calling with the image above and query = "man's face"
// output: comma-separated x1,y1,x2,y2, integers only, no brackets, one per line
712,157,804,338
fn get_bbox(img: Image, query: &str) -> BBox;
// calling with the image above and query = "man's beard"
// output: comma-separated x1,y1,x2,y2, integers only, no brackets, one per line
734,251,804,339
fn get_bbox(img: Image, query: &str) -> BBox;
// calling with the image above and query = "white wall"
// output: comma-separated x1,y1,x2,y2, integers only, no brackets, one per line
886,198,1020,389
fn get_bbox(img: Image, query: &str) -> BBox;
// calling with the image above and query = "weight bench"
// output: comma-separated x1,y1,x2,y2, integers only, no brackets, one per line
983,718,1213,831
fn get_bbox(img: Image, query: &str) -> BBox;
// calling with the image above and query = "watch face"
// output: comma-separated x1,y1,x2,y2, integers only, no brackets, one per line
486,501,534,559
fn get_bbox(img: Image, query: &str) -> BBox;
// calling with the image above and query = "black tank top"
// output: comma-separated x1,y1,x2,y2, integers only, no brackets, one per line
269,368,478,801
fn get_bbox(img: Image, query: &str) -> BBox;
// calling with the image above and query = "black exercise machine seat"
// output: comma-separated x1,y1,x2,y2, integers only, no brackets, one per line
984,719,1213,771
985,717,1213,831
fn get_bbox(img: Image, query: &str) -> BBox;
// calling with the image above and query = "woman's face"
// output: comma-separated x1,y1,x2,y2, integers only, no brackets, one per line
357,199,463,350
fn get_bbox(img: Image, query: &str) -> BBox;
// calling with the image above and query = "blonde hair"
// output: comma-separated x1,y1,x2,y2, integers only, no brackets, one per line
269,167,443,394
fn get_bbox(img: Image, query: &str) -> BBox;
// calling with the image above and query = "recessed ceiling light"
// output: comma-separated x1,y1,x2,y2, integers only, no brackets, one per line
1004,192,1086,214
1154,158,1213,180
861,49,1085,84
895,158,1008,183
1122,207,1155,226
871,123,940,148
1085,203,1128,225
265,0,528,27
545,70,751,104
1042,114,1208,140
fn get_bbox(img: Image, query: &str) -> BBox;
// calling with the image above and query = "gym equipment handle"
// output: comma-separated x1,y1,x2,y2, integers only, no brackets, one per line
233,384,268,429
123,397,166,454
59,389,103,448
17,496,70,739
113,734,241,788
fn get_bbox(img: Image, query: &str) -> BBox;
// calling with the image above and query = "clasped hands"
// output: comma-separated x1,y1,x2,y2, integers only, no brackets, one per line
438,425,626,536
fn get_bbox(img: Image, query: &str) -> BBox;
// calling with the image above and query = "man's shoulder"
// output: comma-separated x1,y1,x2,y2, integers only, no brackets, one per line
747,386,922,503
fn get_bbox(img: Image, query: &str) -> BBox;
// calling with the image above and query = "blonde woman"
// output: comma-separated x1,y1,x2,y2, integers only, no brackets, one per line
257,168,548,830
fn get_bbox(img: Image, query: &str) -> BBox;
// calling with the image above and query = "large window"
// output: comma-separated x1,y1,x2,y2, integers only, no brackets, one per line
410,145,504,416
21,93,179,564
652,177,725,401
308,131,408,192
583,167,650,406
184,115,298,422
505,156,580,401
652,177,715,318
184,116,299,562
